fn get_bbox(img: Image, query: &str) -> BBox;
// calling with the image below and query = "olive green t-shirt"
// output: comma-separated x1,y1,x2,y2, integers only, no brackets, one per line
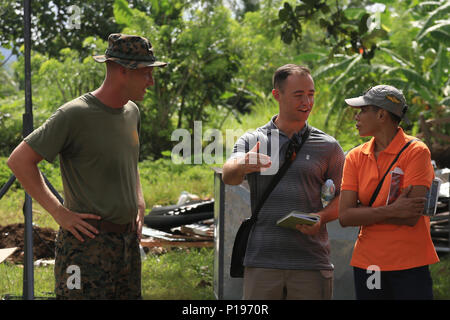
24,93,140,224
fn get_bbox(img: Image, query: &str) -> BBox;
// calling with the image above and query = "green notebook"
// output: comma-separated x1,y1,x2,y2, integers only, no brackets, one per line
276,211,320,230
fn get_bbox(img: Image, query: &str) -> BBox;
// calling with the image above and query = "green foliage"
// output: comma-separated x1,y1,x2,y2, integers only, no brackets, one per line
0,155,63,230
276,0,388,61
430,254,450,300
0,99,24,157
0,157,19,190
429,255,450,300
0,57,17,99
33,50,103,109
112,0,258,159
0,0,162,58
0,38,107,157
1,0,448,158
308,1,449,142
139,158,214,208
415,1,450,42
231,2,300,96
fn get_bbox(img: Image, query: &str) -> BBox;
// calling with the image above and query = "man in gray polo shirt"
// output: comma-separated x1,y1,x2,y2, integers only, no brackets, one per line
222,64,345,299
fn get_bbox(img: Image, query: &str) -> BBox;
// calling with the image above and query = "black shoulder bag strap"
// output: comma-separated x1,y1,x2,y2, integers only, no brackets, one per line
250,124,311,221
368,138,418,207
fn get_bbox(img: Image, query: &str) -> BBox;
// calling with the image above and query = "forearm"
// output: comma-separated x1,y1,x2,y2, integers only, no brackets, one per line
379,186,428,226
340,200,424,227
317,197,340,224
354,186,427,227
7,157,65,219
222,158,246,185
339,202,394,227
381,216,420,226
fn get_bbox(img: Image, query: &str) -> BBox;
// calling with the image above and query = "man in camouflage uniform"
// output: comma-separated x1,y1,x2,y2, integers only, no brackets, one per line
7,34,167,299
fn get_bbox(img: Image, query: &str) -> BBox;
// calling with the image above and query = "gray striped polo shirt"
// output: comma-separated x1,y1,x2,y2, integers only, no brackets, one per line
230,115,345,270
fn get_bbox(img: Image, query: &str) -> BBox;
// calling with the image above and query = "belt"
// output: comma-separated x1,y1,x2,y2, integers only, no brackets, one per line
85,219,135,234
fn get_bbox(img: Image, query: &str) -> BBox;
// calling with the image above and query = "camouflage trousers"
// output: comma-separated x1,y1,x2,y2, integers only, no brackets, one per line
54,228,142,300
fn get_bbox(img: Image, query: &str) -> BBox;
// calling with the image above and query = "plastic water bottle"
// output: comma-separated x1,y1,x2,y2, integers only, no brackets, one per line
139,245,147,261
321,179,335,207
177,191,190,205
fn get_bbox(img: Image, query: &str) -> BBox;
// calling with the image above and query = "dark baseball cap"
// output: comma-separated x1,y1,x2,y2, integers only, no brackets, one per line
93,33,167,69
345,85,410,125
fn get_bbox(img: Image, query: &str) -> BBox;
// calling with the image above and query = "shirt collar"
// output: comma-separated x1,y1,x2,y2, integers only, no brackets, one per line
361,127,409,156
264,114,309,139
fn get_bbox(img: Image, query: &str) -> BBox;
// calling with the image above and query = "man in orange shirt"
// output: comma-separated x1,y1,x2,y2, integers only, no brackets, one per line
339,85,439,299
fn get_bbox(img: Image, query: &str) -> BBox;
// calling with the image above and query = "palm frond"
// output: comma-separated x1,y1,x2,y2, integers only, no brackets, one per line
313,54,359,79
415,1,450,40
430,43,448,88
440,96,450,106
378,47,415,68
114,0,134,26
385,67,438,105
329,55,362,89
417,21,450,42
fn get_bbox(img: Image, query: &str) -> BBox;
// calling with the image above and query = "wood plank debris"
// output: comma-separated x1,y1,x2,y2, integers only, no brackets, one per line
180,223,214,237
0,247,18,264
140,239,213,248
140,222,214,249
431,211,449,253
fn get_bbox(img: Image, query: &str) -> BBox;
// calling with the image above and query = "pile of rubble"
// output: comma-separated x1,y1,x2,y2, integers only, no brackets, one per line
430,168,450,254
0,223,56,264
141,192,214,250
430,211,449,253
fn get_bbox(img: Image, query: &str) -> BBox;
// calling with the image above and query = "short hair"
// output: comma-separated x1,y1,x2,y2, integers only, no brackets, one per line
272,64,312,92
371,105,401,124
106,60,124,71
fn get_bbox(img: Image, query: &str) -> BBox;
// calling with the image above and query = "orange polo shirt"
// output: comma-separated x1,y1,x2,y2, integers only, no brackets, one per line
341,128,439,271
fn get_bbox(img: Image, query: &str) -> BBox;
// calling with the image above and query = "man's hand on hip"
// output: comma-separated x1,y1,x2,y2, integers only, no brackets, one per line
53,207,101,242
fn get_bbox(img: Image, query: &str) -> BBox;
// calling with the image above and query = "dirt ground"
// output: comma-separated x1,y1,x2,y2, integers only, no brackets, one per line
0,223,57,264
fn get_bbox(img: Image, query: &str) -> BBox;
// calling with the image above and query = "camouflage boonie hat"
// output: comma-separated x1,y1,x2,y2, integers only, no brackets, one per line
93,33,167,69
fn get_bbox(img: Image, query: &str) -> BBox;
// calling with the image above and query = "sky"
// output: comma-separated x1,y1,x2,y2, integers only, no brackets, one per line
0,47,17,71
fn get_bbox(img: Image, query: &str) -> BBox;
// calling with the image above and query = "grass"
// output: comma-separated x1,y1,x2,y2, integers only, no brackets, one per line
138,158,215,207
2,252,448,300
430,254,450,300
141,248,214,300
0,191,60,230
0,248,215,300
0,262,55,299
